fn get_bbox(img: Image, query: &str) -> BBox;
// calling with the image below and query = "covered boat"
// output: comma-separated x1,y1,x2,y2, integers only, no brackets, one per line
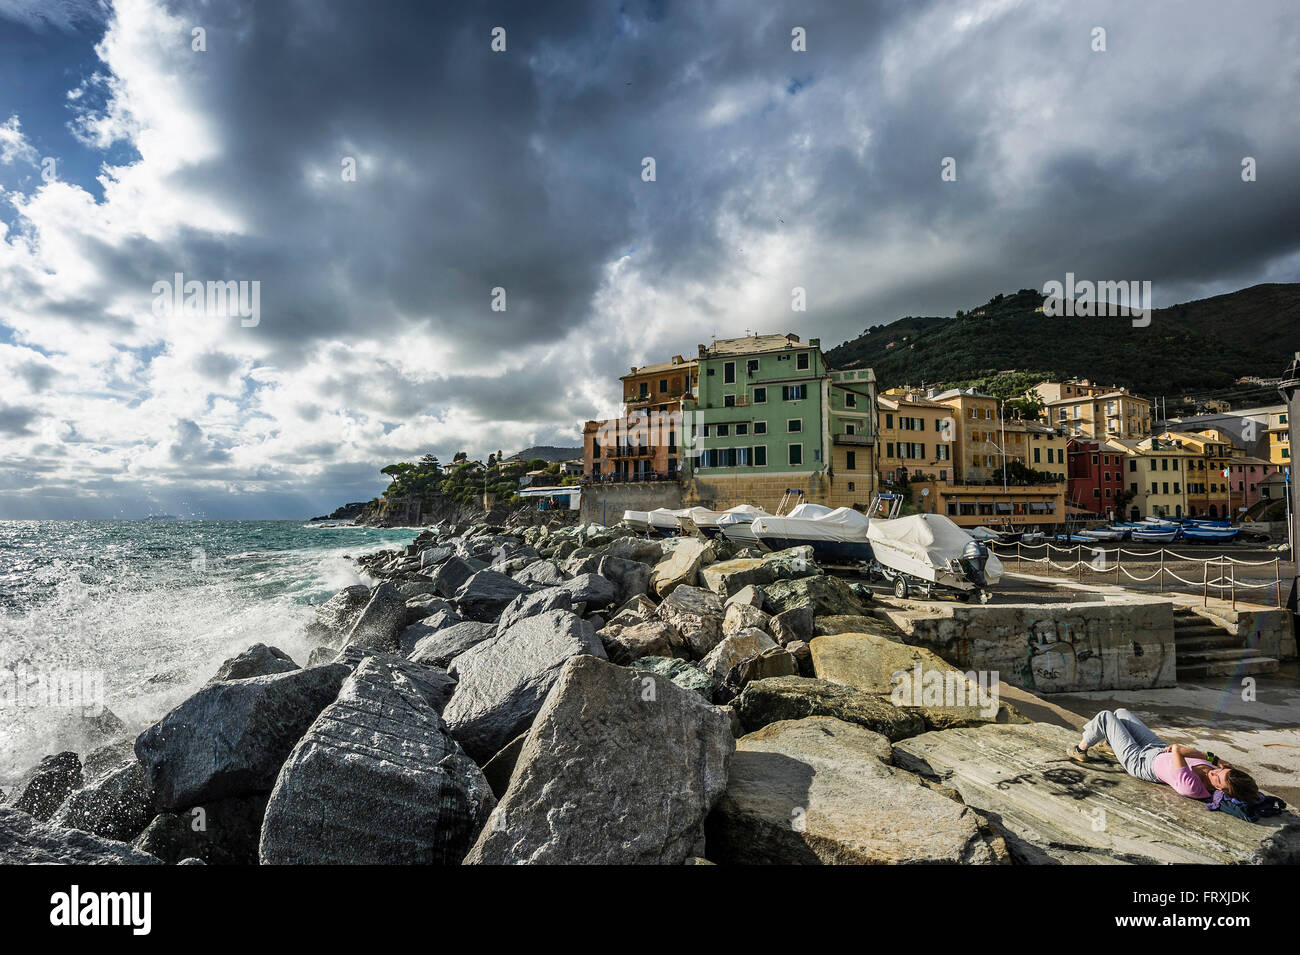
622,510,650,532
717,505,774,545
867,513,1003,602
1130,524,1178,543
750,505,873,562
690,504,767,540
646,507,693,536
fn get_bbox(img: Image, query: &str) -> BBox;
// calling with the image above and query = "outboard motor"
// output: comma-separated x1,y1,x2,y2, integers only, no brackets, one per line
959,539,991,587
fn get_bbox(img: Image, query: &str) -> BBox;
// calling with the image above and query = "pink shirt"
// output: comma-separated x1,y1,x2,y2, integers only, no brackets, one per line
1152,753,1213,798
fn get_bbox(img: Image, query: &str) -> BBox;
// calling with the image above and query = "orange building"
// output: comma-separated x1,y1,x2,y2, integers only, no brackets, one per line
582,355,697,482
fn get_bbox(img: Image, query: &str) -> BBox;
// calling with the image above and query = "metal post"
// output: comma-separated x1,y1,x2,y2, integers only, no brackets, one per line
1159,548,1165,594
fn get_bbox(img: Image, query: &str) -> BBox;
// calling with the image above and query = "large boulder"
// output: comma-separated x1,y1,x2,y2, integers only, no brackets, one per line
770,605,815,645
728,645,799,686
496,587,572,633
632,657,718,701
723,601,771,637
454,570,531,622
49,757,155,842
655,584,725,658
403,595,454,627
512,560,566,587
259,658,494,865
734,676,925,741
608,594,657,627
814,614,902,638
135,663,350,809
596,556,651,606
557,572,617,610
700,558,776,598
209,644,298,683
809,631,1024,729
2,752,82,821
343,583,407,651
443,610,607,762
134,794,267,865
700,628,777,683
763,575,868,617
649,538,713,598
304,584,370,646
705,717,1009,864
408,621,498,669
0,808,160,864
599,621,689,665
602,537,666,565
464,656,733,864
431,556,484,598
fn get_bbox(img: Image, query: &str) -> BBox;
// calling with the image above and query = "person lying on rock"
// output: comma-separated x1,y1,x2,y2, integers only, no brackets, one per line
1069,708,1259,804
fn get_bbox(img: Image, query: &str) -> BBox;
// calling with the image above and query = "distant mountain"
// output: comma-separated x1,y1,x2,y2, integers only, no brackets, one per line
507,445,582,463
825,283,1300,406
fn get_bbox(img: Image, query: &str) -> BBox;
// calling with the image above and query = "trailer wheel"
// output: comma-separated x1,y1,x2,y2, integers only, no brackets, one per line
893,577,909,599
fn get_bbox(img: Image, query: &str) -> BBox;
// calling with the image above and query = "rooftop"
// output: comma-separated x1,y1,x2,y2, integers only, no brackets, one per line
621,355,696,379
700,333,813,357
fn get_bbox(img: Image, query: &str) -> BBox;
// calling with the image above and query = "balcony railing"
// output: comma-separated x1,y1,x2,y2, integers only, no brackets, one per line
833,433,876,446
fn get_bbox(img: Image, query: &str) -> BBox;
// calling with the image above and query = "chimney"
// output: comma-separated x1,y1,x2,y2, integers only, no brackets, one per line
786,333,801,343
809,337,820,349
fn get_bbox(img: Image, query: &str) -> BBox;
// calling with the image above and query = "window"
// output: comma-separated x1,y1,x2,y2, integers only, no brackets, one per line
1129,459,1136,472
783,384,807,401
723,394,736,408
724,362,736,384
885,413,893,428
754,445,767,466
1149,459,1157,471
639,382,649,398
936,445,950,460
845,392,856,408
1093,489,1101,498
717,424,729,437
736,423,748,436
753,387,767,403
1161,459,1168,470
746,358,759,375
1033,447,1041,464
1092,454,1099,465
659,379,667,394
787,418,803,433
754,421,767,435
846,451,857,470
847,482,855,492
789,444,803,465
736,447,750,466
887,442,895,457
796,352,809,370
1162,482,1169,494
846,423,856,435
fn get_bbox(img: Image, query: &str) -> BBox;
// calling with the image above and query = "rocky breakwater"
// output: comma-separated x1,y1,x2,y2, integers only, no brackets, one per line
5,518,1298,865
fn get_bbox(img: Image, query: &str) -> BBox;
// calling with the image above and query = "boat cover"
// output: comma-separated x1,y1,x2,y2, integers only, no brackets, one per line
752,506,871,543
867,513,1004,581
967,526,1001,540
716,505,769,527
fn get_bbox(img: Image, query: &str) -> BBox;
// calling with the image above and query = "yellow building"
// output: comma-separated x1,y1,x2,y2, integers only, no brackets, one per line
876,389,956,485
909,478,1066,529
1266,409,1291,465
1158,429,1236,518
1032,379,1152,440
1106,436,1193,519
930,387,1001,483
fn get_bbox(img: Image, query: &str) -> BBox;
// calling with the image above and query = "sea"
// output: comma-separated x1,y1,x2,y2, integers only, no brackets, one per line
0,519,420,784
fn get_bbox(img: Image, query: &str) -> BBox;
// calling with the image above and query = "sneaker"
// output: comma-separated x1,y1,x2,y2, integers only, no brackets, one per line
1067,745,1091,762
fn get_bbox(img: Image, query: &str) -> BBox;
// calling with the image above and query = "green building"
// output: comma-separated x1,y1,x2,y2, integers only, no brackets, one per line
682,333,877,512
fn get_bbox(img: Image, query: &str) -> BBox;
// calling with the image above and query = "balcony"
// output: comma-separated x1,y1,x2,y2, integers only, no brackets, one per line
607,444,655,459
833,432,876,446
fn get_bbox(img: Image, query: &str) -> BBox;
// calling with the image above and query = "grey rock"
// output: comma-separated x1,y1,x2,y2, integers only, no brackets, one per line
431,556,485,598
464,655,733,864
700,628,777,683
608,594,657,626
655,584,725,658
408,621,498,669
602,537,666,564
0,808,160,864
770,605,815,645
631,656,717,701
723,601,771,637
600,621,689,665
344,583,407,651
304,584,371,646
557,572,616,609
596,556,651,605
135,664,350,809
496,587,573,634
727,645,799,687
512,560,566,587
443,610,607,762
259,658,494,864
3,752,82,821
403,595,453,627
454,569,531,622
49,758,155,842
134,794,268,865
209,644,298,683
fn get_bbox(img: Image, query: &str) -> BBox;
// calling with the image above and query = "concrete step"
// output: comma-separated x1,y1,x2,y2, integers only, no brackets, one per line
1175,634,1244,652
1178,646,1264,664
1176,656,1280,679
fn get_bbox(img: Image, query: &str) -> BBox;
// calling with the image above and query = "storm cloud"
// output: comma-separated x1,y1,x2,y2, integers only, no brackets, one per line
0,0,1297,517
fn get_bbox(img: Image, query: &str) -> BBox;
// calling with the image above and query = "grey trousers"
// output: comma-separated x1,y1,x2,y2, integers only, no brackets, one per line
1081,708,1164,782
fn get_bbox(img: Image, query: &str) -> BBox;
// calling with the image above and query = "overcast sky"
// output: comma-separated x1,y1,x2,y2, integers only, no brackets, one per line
0,0,1297,518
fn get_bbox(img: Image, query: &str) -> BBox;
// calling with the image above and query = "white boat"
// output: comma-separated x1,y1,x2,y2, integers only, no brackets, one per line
1130,525,1178,543
692,504,766,540
1020,530,1045,545
646,507,692,536
1180,523,1241,542
717,506,772,545
750,505,873,562
867,513,1003,602
967,526,1002,541
1078,526,1128,541
622,510,650,532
